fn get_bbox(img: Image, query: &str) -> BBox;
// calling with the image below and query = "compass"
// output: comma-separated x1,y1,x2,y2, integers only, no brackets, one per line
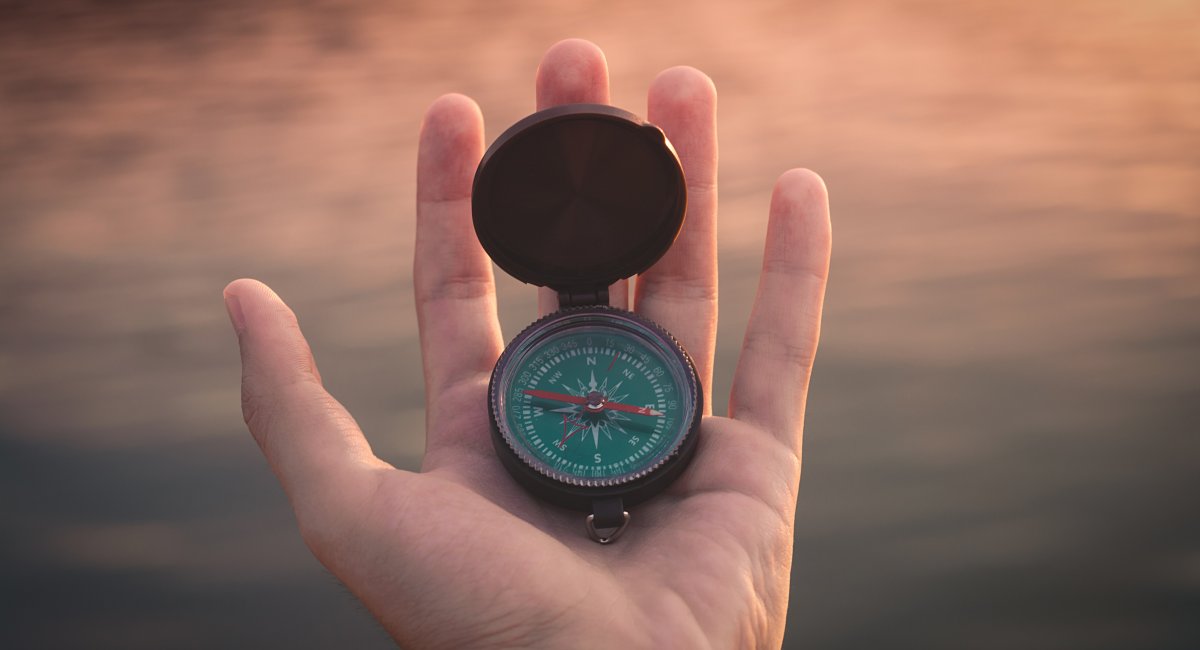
473,104,702,543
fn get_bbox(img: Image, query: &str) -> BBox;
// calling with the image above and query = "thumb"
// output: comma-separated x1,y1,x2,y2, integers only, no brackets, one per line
223,278,383,519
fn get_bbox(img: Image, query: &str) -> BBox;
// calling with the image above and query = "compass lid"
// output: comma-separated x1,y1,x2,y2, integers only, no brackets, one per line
472,104,687,293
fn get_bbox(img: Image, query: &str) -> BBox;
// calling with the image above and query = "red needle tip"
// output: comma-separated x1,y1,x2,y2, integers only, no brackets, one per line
522,389,586,404
605,403,664,417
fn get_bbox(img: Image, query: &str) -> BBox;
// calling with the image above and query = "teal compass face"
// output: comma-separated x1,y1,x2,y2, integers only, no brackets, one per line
492,308,699,489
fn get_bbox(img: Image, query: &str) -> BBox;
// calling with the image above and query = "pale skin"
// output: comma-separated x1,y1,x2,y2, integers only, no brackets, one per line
223,39,831,650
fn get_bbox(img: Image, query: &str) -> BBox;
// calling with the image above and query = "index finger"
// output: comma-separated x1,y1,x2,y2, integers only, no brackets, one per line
414,94,504,449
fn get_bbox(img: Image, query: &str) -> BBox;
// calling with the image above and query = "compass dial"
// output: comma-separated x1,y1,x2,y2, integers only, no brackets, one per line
492,308,700,491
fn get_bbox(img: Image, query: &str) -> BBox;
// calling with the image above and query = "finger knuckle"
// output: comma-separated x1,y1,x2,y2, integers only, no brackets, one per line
744,328,818,369
240,374,274,432
416,272,494,305
641,273,718,303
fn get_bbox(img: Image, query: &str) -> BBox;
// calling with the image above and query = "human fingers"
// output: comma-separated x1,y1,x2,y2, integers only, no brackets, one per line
637,66,719,410
415,94,504,445
728,169,831,447
224,279,385,525
531,38,627,314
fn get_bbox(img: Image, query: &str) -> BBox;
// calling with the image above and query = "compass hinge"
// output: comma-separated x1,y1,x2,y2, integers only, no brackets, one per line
557,286,609,307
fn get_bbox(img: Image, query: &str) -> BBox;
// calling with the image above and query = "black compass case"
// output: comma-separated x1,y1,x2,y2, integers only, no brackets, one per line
472,103,702,514
472,104,687,297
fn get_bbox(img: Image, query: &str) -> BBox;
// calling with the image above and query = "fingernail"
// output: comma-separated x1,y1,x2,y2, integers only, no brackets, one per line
224,292,246,335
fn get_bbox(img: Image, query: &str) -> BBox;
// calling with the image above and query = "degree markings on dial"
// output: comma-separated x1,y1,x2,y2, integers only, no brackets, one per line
508,336,681,477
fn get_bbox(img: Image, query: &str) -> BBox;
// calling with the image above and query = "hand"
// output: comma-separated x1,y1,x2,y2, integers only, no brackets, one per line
223,39,831,650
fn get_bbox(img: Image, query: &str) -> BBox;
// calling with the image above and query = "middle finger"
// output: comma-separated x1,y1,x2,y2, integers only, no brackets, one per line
530,39,625,315
637,66,719,411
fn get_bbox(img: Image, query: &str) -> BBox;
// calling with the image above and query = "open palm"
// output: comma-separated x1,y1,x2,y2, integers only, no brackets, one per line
223,40,831,649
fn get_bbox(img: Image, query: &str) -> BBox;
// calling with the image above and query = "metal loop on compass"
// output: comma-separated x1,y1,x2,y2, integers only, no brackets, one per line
586,511,631,544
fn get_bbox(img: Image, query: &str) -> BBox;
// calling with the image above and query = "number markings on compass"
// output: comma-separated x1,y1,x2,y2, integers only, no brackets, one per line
507,337,678,479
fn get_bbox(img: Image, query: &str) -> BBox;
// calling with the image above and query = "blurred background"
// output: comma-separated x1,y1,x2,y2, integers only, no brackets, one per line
1,0,1197,647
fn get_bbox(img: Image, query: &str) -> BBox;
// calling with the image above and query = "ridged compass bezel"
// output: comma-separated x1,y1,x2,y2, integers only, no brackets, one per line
488,306,701,501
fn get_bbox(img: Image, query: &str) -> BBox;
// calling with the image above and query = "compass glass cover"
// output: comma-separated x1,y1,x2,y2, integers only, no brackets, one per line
495,312,695,486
